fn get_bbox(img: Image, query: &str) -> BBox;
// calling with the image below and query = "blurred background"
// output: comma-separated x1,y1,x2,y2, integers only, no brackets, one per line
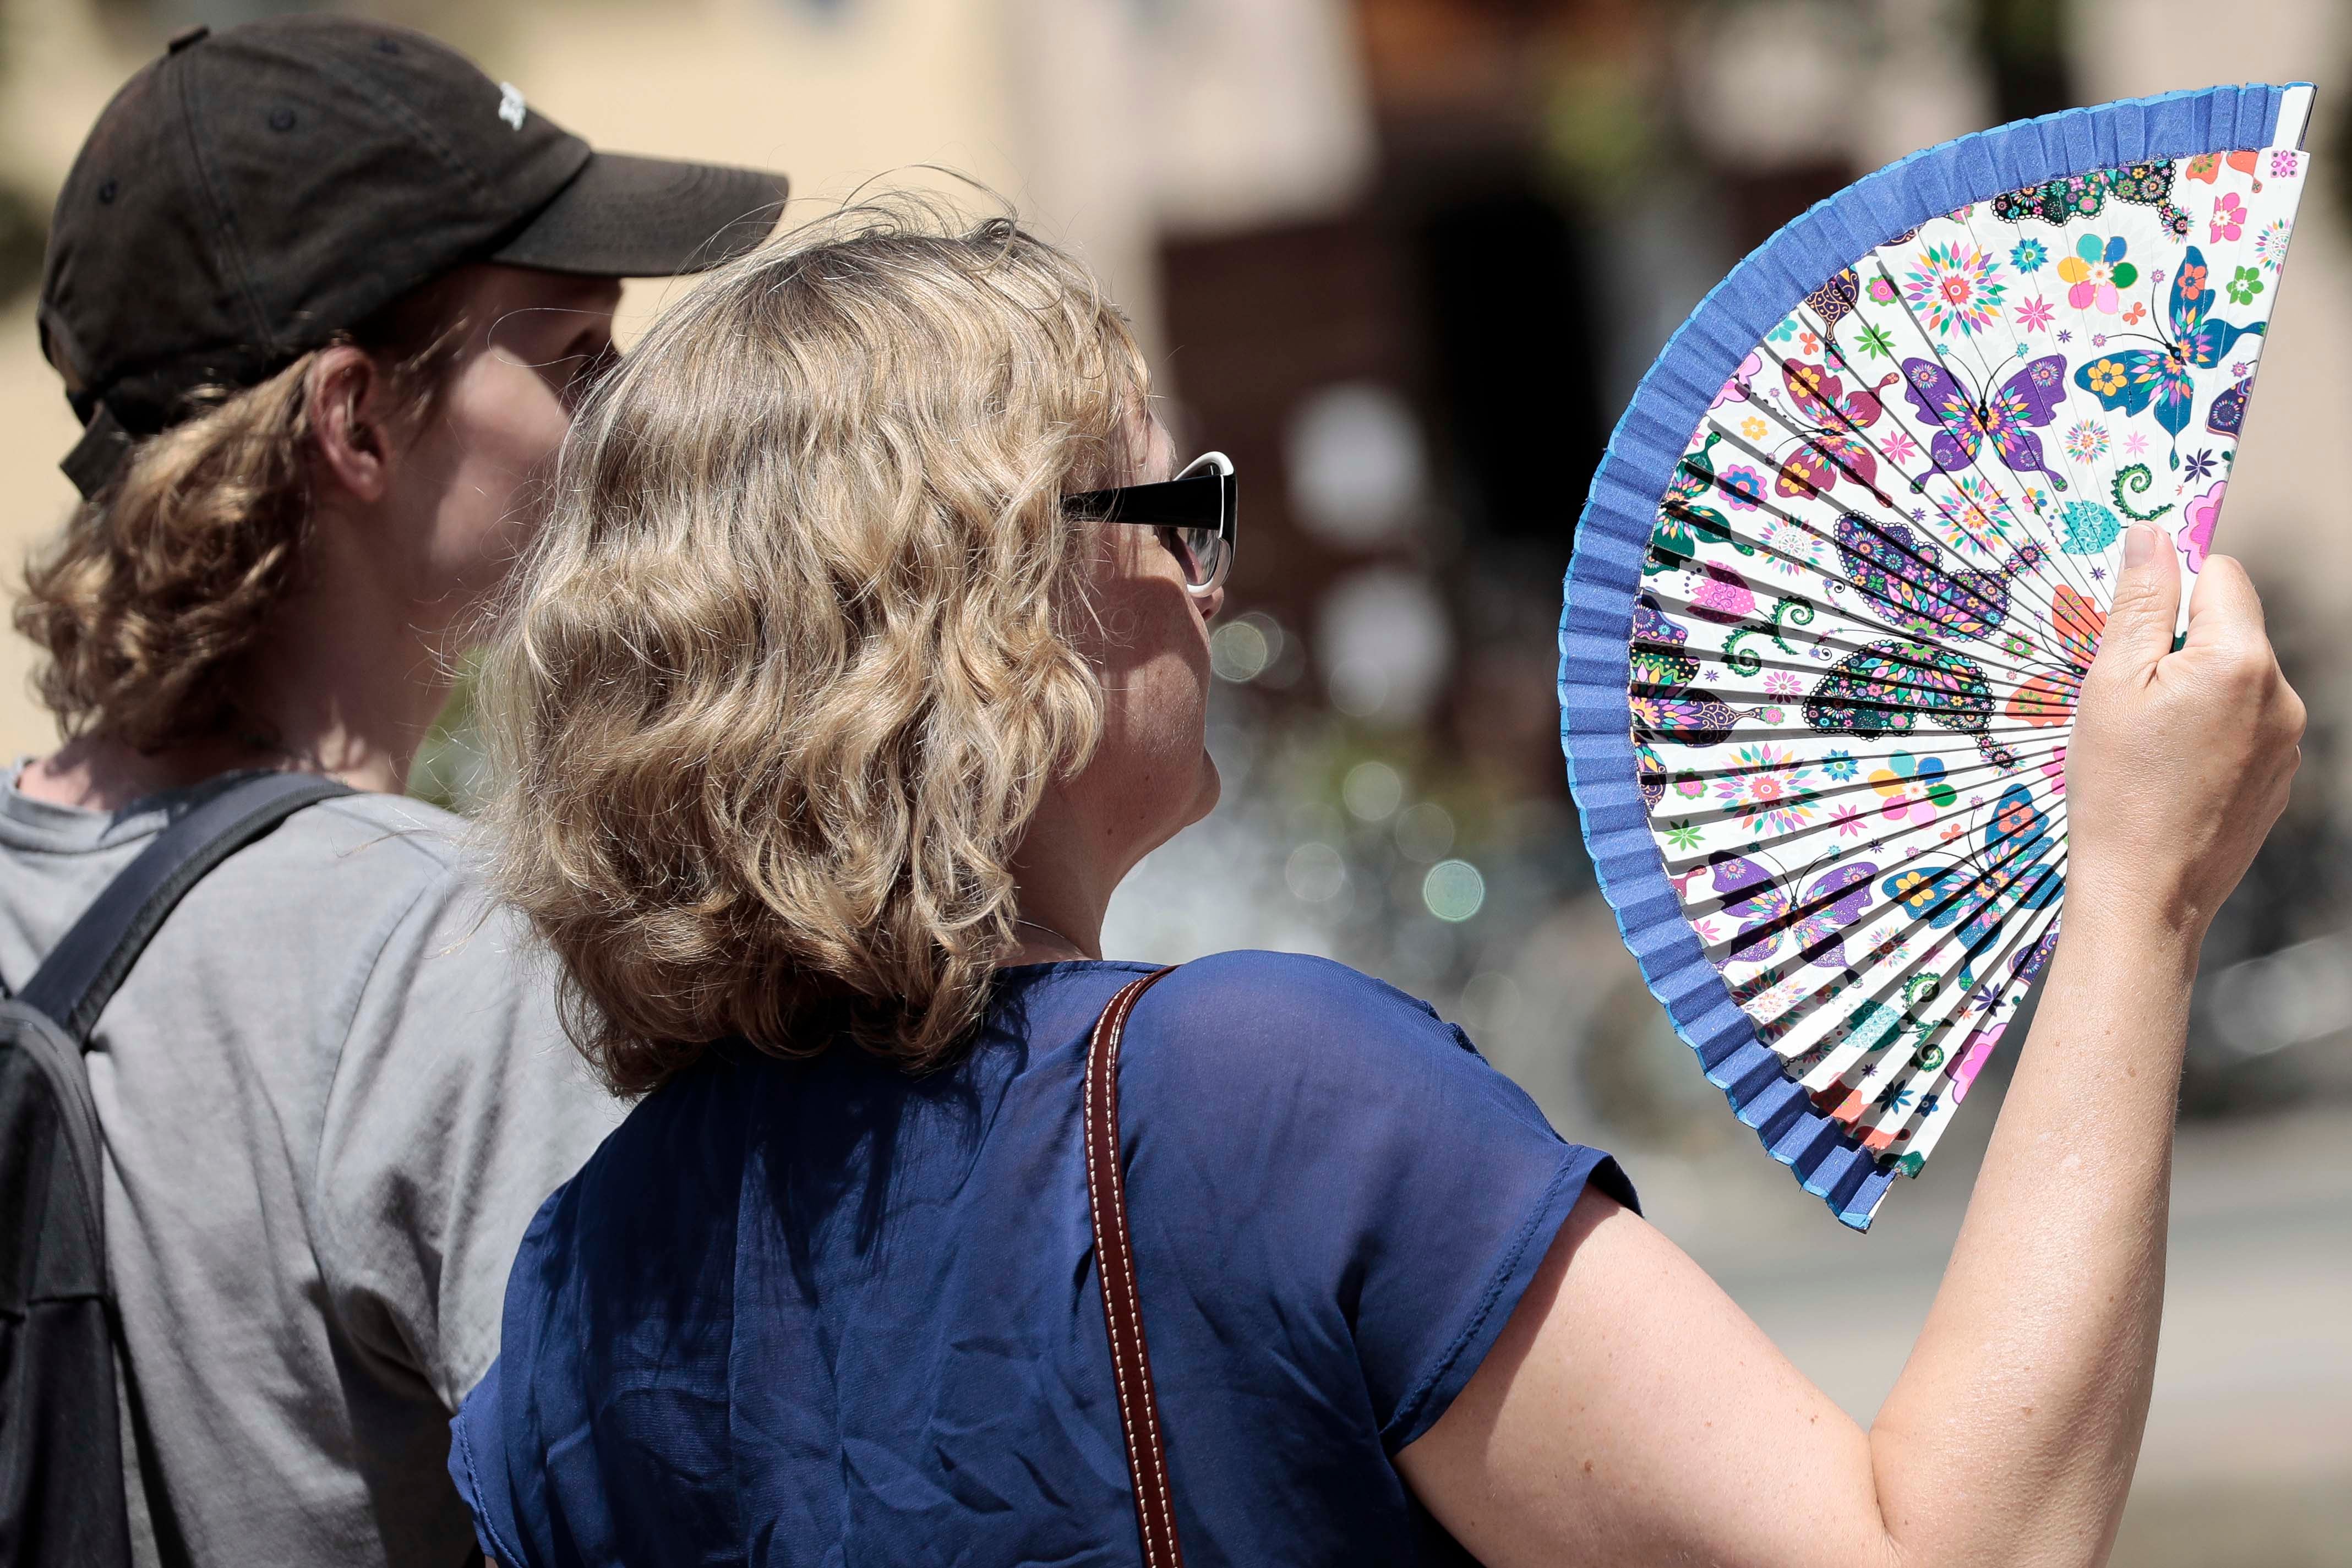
0,0,2345,1560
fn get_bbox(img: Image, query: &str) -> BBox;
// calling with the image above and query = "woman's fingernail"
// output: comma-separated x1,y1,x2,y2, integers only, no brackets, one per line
2125,525,2155,567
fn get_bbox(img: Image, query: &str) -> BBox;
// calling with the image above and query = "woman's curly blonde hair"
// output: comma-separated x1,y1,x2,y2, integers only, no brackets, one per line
476,199,1150,1094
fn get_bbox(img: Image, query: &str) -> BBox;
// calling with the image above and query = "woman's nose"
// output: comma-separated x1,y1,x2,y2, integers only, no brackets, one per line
1196,583,1226,622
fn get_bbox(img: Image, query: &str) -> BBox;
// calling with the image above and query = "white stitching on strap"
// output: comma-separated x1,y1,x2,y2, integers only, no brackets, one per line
1106,1007,1180,1555
1089,980,1166,1563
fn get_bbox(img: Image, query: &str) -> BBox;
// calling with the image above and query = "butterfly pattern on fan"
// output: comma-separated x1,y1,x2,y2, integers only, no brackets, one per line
2071,247,2266,465
1697,850,1878,970
1776,361,1899,505
1897,351,2070,492
1630,134,2306,1183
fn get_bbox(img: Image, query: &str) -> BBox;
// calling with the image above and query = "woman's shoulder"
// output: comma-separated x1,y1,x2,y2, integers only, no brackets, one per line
1150,947,1447,1017
1132,949,1475,1068
1115,950,1538,1152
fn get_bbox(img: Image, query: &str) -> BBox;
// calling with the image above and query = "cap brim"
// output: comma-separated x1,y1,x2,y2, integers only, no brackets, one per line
489,151,787,277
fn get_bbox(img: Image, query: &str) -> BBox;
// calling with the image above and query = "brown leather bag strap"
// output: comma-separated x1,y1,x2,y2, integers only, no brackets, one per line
1084,966,1185,1568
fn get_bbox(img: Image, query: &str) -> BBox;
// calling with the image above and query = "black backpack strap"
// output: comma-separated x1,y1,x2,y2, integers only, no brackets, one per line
18,772,351,1045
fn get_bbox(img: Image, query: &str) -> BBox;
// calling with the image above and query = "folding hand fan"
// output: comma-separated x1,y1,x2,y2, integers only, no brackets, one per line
1559,84,2316,1229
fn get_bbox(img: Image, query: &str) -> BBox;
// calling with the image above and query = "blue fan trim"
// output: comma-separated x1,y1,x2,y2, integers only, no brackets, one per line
1558,83,2302,1231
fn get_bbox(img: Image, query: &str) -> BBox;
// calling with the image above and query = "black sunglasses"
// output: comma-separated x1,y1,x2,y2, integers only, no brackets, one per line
1063,451,1237,595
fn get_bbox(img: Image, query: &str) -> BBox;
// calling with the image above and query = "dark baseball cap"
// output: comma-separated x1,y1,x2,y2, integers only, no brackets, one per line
40,15,788,498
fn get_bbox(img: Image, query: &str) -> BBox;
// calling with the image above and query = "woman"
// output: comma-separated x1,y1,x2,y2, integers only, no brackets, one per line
454,202,2304,1567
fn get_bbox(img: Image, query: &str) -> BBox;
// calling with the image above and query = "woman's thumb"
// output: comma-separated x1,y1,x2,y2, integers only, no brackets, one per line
2092,524,2181,675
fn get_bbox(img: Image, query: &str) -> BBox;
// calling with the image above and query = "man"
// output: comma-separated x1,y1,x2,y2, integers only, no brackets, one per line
0,17,784,1566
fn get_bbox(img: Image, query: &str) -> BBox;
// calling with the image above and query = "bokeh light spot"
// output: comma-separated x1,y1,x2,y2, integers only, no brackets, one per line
1209,619,1270,681
1285,842,1346,902
1423,859,1485,921
1343,761,1403,821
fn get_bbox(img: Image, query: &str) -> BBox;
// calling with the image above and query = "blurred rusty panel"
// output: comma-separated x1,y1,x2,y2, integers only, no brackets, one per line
1356,0,1657,119
1717,160,1858,260
1159,215,1420,633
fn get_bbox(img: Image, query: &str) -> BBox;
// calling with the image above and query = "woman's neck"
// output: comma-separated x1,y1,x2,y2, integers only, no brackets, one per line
1005,916,1094,966
1004,782,1134,966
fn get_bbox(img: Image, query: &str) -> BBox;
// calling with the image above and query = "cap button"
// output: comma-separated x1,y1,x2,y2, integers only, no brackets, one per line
168,24,210,53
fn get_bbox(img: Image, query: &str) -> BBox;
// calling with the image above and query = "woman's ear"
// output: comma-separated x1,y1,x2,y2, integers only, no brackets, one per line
305,345,392,504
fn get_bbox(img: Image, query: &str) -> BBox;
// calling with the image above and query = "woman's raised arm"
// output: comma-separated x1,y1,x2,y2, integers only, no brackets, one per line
1397,523,2305,1568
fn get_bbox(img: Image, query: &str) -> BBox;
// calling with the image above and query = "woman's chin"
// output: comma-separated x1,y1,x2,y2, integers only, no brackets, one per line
1187,752,1222,826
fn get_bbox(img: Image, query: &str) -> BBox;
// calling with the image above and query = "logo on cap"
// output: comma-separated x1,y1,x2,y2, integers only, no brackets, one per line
498,81,527,130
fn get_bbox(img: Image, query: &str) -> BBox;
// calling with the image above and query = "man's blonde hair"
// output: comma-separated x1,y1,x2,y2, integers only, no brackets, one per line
477,199,1150,1094
15,276,473,751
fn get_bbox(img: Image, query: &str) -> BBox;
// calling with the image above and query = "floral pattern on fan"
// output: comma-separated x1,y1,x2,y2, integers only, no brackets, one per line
1629,138,2306,1183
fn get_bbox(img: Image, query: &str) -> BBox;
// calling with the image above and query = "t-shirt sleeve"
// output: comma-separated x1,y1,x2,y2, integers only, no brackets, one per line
313,858,625,1411
1121,952,1637,1453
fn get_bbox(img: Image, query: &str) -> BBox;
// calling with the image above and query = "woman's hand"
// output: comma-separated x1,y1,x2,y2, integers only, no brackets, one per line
2066,525,2305,943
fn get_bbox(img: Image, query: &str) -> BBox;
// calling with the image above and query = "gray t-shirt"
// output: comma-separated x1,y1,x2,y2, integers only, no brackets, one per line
0,772,623,1568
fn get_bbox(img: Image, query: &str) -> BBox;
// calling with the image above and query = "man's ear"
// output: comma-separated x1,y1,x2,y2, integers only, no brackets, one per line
306,345,392,504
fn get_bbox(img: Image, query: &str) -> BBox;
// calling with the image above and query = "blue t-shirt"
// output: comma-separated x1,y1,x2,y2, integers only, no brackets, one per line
451,952,1635,1565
